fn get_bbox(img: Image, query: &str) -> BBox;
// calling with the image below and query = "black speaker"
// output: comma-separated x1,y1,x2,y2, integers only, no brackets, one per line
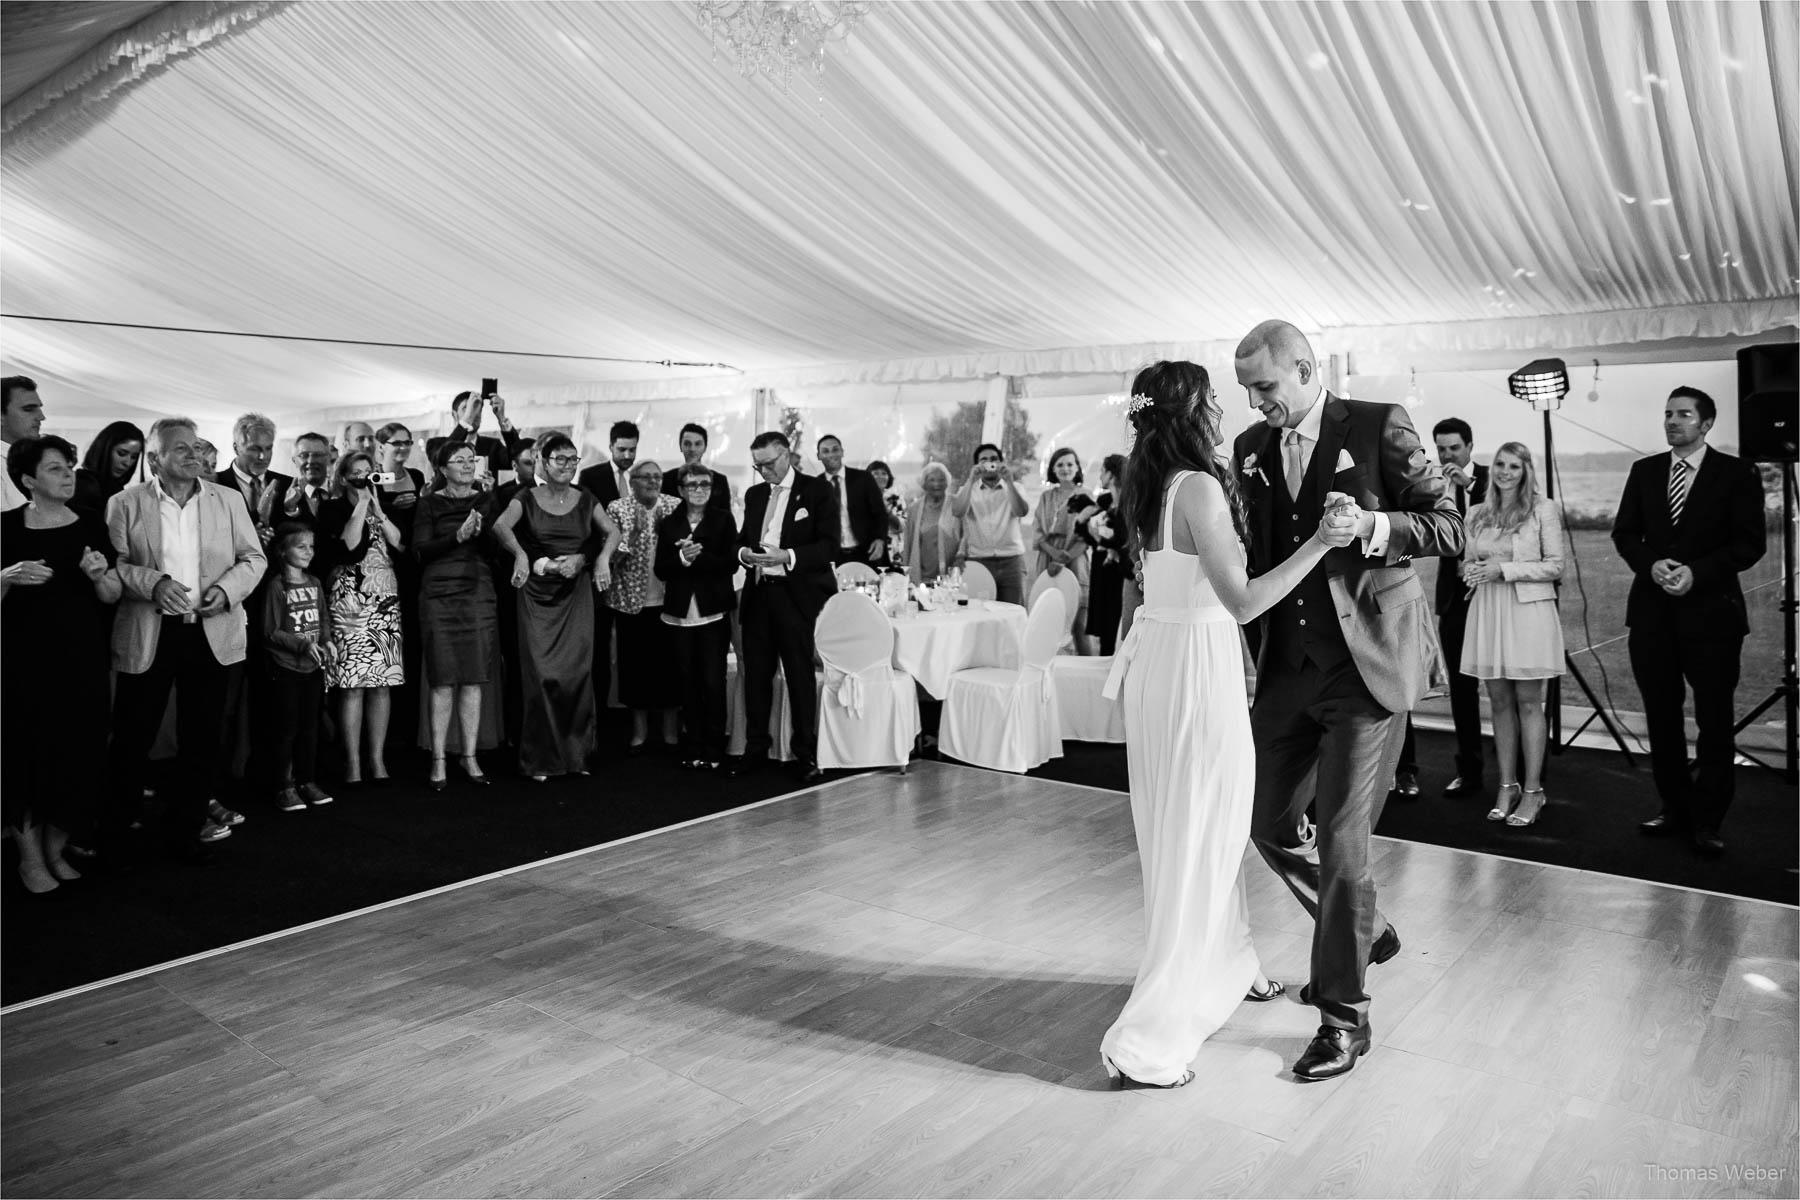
1739,343,1798,464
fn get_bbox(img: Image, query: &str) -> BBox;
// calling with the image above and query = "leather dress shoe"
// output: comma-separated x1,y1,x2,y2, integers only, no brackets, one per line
796,759,825,783
726,755,765,780
1692,826,1726,856
1639,812,1680,837
1293,1024,1372,1080
1443,775,1482,797
1390,770,1420,799
1371,923,1402,965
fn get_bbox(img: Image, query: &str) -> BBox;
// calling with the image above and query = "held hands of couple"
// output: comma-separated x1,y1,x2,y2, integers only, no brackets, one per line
1314,491,1363,549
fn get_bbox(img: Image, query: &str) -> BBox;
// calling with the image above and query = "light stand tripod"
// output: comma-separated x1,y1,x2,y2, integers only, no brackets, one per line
1507,359,1637,763
1731,462,1797,783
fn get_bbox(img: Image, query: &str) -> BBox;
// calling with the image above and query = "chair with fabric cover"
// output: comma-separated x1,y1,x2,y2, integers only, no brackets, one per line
1028,567,1082,651
960,560,997,601
939,590,1066,772
1051,656,1126,742
814,591,919,771
728,653,797,762
834,561,879,589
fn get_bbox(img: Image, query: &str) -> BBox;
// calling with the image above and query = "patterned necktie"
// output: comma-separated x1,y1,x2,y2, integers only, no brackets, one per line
1285,430,1305,502
1668,457,1691,526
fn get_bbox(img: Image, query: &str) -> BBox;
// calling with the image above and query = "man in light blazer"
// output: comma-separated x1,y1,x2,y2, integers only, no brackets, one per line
1613,386,1767,856
105,417,266,859
1231,320,1463,1081
729,430,839,782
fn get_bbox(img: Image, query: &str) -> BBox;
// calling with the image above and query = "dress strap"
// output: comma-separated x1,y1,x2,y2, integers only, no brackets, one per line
1160,470,1194,549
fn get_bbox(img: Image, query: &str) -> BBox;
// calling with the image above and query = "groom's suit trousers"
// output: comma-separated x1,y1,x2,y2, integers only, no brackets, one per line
1250,655,1405,1031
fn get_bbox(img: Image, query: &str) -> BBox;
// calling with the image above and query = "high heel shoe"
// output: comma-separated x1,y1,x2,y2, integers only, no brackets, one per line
1106,1059,1195,1091
1508,787,1547,827
459,756,490,786
1487,782,1521,822
427,757,448,793
1245,979,1286,1003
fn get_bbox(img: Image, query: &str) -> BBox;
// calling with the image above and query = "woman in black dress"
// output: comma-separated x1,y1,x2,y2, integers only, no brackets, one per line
71,420,145,517
413,441,499,790
2,437,120,894
1076,453,1130,655
491,432,620,781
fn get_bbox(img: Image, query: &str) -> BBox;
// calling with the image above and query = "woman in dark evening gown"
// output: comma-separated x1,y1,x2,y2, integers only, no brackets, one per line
413,441,501,790
491,432,620,781
2,436,121,894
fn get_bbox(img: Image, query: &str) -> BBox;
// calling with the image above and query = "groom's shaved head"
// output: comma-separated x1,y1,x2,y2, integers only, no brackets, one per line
1236,320,1314,367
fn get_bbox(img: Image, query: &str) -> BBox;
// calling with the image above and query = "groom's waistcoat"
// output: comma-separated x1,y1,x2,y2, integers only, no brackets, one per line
1264,460,1351,671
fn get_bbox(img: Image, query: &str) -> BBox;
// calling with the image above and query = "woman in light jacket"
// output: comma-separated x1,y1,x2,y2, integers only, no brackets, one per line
1460,441,1565,827
902,461,965,584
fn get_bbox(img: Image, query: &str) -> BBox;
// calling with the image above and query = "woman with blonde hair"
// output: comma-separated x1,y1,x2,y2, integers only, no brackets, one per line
1459,441,1566,827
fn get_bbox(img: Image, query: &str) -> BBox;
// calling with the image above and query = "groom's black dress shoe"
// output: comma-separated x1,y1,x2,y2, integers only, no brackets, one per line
1293,1023,1372,1081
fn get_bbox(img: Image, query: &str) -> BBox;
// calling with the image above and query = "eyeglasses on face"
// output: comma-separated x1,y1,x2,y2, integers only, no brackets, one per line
385,439,414,450
681,481,714,491
547,454,581,468
446,456,479,468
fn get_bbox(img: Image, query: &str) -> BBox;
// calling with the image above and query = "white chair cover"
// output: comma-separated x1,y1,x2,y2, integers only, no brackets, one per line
1028,567,1082,651
940,589,1066,772
814,591,920,770
727,653,798,762
960,560,997,601
834,561,879,589
1051,655,1127,743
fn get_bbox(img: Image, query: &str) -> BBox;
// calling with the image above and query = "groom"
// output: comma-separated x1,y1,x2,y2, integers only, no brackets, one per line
1232,321,1463,1080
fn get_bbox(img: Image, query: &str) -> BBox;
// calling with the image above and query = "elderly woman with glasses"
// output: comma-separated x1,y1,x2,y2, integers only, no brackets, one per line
655,462,740,770
492,433,620,782
605,460,684,754
413,441,501,791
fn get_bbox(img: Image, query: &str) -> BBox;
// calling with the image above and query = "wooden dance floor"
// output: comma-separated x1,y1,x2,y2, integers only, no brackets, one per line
4,762,1795,1198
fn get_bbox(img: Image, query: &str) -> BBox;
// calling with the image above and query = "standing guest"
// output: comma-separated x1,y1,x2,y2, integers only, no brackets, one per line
902,462,965,584
496,438,538,508
261,523,337,813
279,433,332,528
104,417,266,858
1415,418,1491,797
3,436,120,892
194,439,219,482
579,421,640,714
492,436,535,746
606,460,684,754
375,423,425,518
1614,386,1768,856
1033,447,1095,652
425,389,525,482
72,421,145,516
1,376,46,512
374,421,426,757
320,450,406,786
1459,443,1565,827
815,434,888,566
729,431,837,781
867,460,905,567
414,442,499,791
494,432,620,781
215,413,291,544
660,423,731,515
953,442,1030,606
1075,453,1129,655
338,422,378,463
656,463,739,771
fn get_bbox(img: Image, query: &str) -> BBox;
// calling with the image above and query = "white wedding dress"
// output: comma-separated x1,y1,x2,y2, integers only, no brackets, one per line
1099,469,1261,1085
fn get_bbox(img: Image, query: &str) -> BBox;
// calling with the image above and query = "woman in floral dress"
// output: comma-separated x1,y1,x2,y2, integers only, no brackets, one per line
322,450,406,785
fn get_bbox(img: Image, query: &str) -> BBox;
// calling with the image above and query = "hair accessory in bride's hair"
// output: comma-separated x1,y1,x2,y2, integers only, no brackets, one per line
1122,392,1156,450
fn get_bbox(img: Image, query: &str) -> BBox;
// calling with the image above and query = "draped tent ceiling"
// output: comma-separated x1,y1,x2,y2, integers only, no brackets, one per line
1,0,1795,430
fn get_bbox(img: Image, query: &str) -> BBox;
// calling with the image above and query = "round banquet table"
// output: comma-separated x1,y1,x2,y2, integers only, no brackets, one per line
889,602,1028,699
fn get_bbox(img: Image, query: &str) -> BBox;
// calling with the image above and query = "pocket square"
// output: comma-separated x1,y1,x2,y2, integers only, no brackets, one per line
1335,449,1357,472
792,507,809,521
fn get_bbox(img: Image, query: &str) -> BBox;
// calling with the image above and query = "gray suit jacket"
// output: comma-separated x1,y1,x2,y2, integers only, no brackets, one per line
1232,394,1464,713
106,479,268,673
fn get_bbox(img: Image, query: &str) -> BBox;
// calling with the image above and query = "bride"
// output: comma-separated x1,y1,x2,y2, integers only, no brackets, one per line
1099,360,1356,1089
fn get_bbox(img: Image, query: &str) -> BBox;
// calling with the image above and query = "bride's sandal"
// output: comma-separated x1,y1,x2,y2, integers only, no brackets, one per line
1487,782,1522,822
1104,1056,1195,1090
1245,979,1286,1003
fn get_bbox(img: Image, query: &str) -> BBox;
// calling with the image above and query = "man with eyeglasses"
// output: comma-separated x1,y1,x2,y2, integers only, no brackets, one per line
952,442,1031,606
579,421,641,715
729,431,838,781
660,422,732,515
215,412,293,546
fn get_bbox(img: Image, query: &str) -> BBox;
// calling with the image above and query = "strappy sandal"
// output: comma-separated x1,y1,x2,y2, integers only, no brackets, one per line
1487,782,1522,822
1245,979,1287,1002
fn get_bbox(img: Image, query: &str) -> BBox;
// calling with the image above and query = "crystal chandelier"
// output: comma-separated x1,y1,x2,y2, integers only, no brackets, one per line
695,1,874,91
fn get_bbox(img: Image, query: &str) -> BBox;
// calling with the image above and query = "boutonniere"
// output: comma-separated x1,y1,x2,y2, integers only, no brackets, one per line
1240,453,1269,487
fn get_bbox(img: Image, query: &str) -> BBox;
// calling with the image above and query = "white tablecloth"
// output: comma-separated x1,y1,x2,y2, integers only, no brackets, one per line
890,603,1028,698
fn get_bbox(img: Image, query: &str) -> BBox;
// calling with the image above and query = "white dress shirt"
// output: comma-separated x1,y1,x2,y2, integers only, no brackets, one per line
156,476,204,602
0,441,25,512
741,464,800,576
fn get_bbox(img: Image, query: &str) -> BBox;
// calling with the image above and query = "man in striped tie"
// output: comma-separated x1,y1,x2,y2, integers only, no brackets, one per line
1611,386,1768,856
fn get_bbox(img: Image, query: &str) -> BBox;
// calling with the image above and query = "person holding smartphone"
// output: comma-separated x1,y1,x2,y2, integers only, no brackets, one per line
952,442,1030,606
320,450,406,787
424,382,526,484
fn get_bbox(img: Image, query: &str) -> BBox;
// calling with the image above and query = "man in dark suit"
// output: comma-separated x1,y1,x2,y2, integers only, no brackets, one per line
814,434,889,566
213,412,293,547
1392,417,1491,799
661,422,732,515
424,391,526,484
728,431,838,781
578,420,639,719
1232,320,1463,1080
1613,386,1767,856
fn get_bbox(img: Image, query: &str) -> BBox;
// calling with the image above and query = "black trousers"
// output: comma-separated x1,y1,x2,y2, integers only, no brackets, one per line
1250,656,1405,1031
270,666,324,787
1629,630,1743,831
108,619,229,845
591,600,615,717
671,618,730,761
740,580,819,762
1394,603,1483,780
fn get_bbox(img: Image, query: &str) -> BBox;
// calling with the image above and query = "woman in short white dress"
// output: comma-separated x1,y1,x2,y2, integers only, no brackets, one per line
1098,361,1359,1089
1460,441,1565,827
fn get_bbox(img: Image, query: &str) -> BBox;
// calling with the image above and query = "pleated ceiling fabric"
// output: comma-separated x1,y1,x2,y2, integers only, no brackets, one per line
1,0,1793,427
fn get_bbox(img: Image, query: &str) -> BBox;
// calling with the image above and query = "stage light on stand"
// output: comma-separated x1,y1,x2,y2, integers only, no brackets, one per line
1507,358,1568,412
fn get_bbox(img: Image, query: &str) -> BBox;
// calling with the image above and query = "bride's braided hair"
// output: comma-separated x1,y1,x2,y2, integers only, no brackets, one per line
1122,361,1249,552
